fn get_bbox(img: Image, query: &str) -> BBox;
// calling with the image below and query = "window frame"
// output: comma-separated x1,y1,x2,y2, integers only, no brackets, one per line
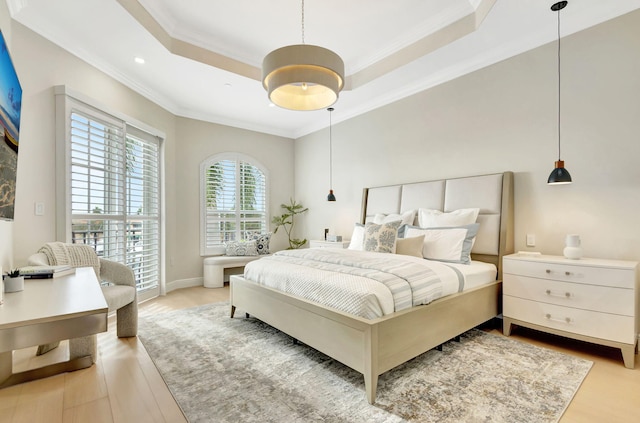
199,152,269,256
55,85,165,301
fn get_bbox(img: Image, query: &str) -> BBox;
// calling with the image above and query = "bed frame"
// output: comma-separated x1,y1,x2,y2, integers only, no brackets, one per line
230,171,514,404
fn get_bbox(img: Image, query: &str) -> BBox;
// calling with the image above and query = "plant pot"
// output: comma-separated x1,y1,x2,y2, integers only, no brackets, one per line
4,275,24,292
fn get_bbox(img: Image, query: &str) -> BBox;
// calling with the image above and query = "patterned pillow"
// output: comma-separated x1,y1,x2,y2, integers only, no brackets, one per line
245,232,272,255
225,240,259,256
363,220,402,253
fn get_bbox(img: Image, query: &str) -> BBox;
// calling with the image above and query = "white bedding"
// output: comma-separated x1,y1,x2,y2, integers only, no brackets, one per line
243,249,496,319
445,260,497,289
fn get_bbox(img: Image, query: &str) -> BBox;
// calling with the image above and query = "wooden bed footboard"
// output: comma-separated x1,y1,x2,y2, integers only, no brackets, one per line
230,275,501,404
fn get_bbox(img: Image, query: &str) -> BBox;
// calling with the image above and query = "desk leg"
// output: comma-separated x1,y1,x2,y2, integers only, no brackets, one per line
0,356,93,389
0,351,12,386
69,335,97,364
0,336,97,389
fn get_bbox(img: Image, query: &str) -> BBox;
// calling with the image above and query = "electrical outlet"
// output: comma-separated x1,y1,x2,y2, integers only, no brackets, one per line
526,234,535,247
35,202,45,216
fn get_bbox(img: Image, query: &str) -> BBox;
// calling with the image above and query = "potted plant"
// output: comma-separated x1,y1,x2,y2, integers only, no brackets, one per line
4,268,24,292
272,199,309,249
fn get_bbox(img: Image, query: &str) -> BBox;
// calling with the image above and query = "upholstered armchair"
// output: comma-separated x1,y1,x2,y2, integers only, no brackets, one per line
28,247,138,338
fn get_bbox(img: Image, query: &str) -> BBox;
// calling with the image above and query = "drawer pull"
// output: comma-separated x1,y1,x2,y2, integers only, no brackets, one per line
544,269,573,277
545,289,572,298
545,313,572,324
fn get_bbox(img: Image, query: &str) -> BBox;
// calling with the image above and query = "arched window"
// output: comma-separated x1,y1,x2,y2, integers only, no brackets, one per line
200,153,268,255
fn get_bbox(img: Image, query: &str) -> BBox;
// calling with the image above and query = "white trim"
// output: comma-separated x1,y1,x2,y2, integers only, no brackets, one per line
166,277,204,293
53,85,166,139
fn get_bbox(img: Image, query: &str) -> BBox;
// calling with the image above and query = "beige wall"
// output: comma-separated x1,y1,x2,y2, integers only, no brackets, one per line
2,5,639,288
171,117,294,284
0,12,295,286
295,10,640,262
7,19,176,280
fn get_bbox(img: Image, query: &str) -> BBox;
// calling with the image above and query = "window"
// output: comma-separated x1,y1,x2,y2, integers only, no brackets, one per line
57,87,162,296
200,153,268,256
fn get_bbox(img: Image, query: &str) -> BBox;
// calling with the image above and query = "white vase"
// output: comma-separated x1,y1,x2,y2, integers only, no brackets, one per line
3,276,24,292
563,234,582,259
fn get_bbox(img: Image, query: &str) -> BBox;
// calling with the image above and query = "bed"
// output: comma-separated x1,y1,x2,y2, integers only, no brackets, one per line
230,171,514,404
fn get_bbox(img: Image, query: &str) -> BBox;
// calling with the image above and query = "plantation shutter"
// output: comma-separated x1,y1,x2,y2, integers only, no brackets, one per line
124,125,161,291
239,161,266,234
201,155,267,256
70,111,126,261
69,110,160,291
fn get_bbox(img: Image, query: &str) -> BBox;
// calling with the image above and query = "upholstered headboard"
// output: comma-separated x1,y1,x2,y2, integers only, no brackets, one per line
360,172,514,279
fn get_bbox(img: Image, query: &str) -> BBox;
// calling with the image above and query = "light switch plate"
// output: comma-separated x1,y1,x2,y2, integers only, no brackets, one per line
35,202,45,216
526,234,535,247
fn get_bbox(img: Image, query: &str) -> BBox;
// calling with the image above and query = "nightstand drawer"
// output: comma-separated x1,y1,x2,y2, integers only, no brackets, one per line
503,274,634,316
309,240,350,249
503,259,634,289
504,296,635,344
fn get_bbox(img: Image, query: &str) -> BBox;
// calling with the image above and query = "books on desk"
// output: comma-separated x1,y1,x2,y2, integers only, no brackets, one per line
19,265,76,279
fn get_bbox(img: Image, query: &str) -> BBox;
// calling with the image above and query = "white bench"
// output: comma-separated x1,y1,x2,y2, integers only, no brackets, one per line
203,255,264,288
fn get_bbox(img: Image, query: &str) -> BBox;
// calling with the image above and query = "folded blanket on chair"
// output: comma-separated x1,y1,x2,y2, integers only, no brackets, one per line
39,242,101,277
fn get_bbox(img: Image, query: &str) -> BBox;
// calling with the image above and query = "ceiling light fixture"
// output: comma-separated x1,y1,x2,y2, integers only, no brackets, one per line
262,0,344,111
327,107,336,201
134,57,145,64
547,1,572,185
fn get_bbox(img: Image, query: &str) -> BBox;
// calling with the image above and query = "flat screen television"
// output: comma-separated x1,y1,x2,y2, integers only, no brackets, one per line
0,29,22,220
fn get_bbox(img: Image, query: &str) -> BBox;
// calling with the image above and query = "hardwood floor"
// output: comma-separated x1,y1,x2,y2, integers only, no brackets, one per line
0,285,638,422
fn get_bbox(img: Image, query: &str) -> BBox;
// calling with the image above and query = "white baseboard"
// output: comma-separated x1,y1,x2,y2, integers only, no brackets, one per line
166,277,203,293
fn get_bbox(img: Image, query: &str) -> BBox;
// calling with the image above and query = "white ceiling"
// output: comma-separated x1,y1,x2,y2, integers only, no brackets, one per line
7,0,640,139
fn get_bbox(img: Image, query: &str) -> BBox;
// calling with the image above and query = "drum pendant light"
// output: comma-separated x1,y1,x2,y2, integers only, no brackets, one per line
327,107,336,201
547,1,572,185
262,0,344,111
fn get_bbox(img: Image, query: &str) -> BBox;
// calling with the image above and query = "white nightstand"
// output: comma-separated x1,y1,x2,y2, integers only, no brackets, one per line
502,253,638,368
309,240,350,249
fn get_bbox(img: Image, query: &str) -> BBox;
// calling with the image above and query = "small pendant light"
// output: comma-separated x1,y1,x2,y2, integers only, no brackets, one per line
327,107,336,201
547,1,572,185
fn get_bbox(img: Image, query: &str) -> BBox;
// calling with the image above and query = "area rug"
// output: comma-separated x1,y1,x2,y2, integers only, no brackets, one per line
138,302,592,423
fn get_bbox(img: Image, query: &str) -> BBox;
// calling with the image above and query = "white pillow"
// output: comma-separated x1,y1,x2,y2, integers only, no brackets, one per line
348,223,365,250
418,208,479,228
403,224,480,264
373,209,416,226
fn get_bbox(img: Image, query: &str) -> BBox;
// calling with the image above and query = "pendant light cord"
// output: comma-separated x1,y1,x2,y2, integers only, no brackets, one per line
557,6,562,161
301,0,305,44
329,108,333,189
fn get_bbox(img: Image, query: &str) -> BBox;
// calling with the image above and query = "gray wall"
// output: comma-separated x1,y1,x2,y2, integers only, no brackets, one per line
295,10,640,262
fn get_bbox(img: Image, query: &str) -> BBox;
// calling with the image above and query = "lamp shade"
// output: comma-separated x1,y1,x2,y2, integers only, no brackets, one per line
327,189,336,201
262,44,344,111
548,160,572,184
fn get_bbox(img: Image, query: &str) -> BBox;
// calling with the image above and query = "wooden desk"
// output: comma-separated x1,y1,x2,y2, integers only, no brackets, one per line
0,267,108,388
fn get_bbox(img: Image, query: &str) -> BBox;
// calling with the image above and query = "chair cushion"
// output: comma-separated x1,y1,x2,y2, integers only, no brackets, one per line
102,285,136,312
